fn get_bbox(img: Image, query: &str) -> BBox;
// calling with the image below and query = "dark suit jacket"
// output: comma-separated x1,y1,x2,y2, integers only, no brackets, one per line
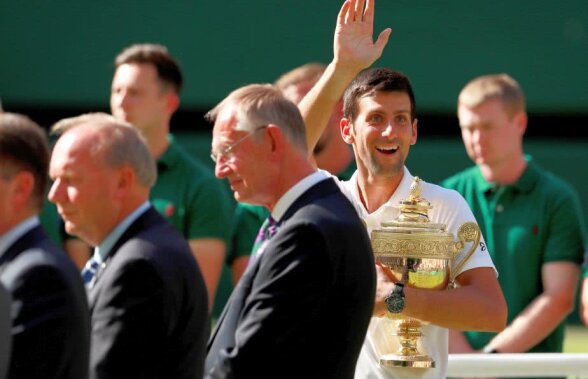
0,282,11,379
206,178,376,379
0,225,90,379
88,207,209,379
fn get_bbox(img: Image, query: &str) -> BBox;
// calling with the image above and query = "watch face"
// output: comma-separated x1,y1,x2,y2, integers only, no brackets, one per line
385,294,405,313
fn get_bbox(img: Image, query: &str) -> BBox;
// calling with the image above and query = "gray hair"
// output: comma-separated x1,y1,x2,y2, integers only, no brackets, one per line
51,113,157,187
206,84,307,153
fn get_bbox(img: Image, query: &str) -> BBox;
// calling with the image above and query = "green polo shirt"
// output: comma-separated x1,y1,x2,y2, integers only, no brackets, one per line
583,251,588,278
151,135,232,244
39,200,63,245
441,157,586,352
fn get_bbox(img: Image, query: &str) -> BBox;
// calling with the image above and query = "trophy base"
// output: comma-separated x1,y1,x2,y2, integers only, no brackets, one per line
379,353,435,369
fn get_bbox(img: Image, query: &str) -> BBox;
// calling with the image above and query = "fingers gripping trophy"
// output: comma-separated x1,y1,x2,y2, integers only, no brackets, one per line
370,177,481,368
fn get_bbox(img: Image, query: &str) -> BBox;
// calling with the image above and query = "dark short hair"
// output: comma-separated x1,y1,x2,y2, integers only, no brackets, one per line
115,43,183,93
0,113,50,210
343,68,416,121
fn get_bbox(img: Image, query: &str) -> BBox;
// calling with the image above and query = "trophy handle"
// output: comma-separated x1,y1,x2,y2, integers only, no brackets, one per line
449,222,481,287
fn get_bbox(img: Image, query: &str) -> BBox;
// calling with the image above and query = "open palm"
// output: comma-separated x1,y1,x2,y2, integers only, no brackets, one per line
334,0,392,72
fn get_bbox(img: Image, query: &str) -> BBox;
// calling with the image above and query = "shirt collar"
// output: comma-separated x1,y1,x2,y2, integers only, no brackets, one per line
93,201,151,263
511,156,539,193
475,155,538,194
156,134,178,171
271,170,329,222
0,216,40,258
347,166,414,218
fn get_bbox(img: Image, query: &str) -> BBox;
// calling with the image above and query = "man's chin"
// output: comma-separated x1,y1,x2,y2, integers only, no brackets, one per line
64,223,79,237
234,192,264,207
113,113,133,124
234,192,249,203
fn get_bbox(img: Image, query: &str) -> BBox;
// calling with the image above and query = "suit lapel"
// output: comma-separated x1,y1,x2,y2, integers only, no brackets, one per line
280,178,339,223
88,207,162,309
208,179,339,352
207,252,262,351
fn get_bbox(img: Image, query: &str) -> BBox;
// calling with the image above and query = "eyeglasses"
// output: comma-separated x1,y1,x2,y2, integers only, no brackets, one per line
210,125,267,163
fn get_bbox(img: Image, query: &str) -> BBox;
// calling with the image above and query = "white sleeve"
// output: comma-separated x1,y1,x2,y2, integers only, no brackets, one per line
424,185,496,277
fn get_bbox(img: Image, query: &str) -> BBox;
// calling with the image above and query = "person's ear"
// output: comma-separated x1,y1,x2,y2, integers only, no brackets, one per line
410,118,418,146
166,92,180,114
115,166,135,199
514,111,527,136
341,118,354,145
11,171,35,207
264,124,284,161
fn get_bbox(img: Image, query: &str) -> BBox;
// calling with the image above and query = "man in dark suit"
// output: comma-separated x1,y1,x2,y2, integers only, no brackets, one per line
205,83,375,379
0,112,90,379
48,113,209,379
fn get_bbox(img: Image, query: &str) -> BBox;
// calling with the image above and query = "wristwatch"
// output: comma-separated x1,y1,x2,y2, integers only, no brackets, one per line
384,283,405,313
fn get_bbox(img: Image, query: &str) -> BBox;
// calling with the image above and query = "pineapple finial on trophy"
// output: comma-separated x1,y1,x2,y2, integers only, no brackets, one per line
397,177,432,224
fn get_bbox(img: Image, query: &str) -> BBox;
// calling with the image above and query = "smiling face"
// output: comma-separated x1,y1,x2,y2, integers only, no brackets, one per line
342,91,417,181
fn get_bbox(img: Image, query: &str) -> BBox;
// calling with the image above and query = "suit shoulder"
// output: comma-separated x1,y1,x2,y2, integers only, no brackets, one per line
116,222,196,269
1,246,80,291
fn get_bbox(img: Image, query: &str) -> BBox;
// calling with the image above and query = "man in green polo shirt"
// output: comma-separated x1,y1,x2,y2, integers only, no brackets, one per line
110,43,232,311
441,74,586,355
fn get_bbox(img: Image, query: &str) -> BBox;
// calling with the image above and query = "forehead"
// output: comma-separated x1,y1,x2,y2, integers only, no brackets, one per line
212,104,241,143
112,63,159,87
50,127,103,172
458,99,507,126
357,91,412,114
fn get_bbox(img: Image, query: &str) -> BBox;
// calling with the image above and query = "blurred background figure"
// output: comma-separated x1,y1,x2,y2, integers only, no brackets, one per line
0,112,90,379
442,74,586,356
110,44,232,311
275,62,354,177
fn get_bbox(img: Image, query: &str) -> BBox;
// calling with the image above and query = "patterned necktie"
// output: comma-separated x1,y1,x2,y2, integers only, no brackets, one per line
250,216,279,260
81,251,102,285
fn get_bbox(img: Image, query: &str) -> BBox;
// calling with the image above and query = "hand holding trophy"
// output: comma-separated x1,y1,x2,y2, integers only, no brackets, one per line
370,177,481,368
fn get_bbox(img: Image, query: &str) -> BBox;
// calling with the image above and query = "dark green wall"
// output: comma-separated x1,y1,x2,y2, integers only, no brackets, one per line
2,1,587,112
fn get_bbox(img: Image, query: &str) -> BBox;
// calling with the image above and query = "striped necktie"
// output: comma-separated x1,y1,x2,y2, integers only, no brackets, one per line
250,216,279,260
81,251,102,285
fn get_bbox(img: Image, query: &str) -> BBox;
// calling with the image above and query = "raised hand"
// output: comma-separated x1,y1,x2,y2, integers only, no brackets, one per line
298,0,391,159
334,0,392,73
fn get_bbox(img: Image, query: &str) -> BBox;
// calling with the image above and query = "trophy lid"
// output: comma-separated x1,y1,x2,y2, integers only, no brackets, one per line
380,177,447,233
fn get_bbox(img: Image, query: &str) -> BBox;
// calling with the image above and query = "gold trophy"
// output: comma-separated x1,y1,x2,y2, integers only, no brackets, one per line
370,177,481,368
